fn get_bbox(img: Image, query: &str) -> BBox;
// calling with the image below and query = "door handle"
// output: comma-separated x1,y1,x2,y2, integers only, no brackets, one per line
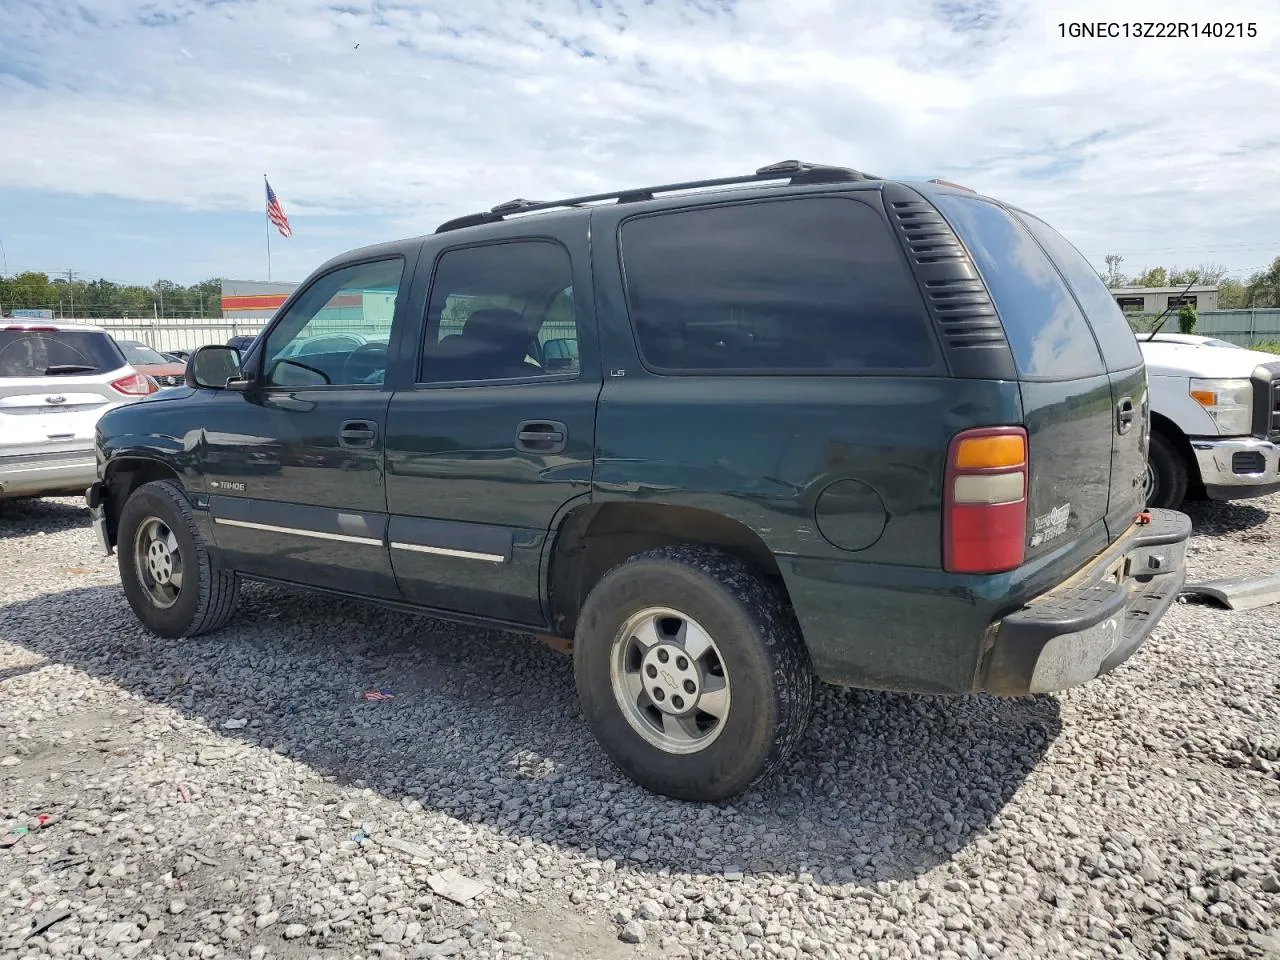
340,420,378,447
516,420,568,454
1116,397,1135,434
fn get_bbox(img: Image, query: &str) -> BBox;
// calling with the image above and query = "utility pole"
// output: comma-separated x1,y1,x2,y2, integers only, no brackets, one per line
65,269,78,318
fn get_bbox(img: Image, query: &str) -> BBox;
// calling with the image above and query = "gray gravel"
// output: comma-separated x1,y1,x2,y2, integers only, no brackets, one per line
2,494,1278,960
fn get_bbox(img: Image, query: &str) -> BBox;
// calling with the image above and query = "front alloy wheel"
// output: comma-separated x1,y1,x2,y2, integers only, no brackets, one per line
117,479,240,638
133,516,185,609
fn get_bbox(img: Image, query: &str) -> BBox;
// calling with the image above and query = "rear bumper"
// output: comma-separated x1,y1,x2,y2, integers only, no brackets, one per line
979,508,1191,696
1190,436,1280,501
0,449,98,499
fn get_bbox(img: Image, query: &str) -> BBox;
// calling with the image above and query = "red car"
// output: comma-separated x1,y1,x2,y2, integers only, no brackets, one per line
113,339,188,388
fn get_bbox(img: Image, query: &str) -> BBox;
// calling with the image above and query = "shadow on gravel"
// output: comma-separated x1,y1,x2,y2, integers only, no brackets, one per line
0,497,90,540
3,581,1060,886
1182,498,1270,536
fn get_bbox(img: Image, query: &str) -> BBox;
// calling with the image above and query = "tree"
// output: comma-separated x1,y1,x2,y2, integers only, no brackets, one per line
1168,263,1230,286
1245,257,1280,308
1217,279,1247,309
1134,266,1168,287
0,272,224,318
1102,254,1127,288
1177,302,1198,334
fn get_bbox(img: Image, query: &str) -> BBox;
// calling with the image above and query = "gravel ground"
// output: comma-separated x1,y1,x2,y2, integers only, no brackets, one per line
1,495,1278,960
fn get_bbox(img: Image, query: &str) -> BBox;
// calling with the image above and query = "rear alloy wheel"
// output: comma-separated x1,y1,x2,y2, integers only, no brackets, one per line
118,480,239,638
574,545,814,802
609,606,733,755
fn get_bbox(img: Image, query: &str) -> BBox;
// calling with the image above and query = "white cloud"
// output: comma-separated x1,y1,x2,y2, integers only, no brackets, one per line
0,0,1276,274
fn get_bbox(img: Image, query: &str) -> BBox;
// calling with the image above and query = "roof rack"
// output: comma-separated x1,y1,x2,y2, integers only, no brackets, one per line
434,160,880,233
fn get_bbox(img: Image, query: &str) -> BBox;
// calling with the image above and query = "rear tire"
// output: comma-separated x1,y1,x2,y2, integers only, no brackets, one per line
1145,432,1188,510
118,480,239,638
573,545,814,802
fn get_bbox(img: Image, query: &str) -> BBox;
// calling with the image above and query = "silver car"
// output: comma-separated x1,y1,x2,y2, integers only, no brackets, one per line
0,322,157,499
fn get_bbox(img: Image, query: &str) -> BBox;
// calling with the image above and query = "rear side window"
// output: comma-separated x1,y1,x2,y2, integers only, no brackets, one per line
932,195,1105,381
0,330,125,378
419,241,578,384
1014,212,1144,372
620,197,939,374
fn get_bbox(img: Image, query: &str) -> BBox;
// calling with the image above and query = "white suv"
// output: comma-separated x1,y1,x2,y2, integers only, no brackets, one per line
0,322,158,500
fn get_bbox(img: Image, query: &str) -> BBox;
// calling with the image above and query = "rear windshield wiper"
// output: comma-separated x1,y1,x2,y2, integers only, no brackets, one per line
43,364,99,375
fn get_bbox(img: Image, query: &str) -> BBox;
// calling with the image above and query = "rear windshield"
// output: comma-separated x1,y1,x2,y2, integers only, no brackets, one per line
116,341,170,365
1012,211,1144,372
931,194,1105,381
0,330,126,378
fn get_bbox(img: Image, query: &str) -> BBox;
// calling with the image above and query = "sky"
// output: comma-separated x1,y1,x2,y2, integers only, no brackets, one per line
0,0,1276,287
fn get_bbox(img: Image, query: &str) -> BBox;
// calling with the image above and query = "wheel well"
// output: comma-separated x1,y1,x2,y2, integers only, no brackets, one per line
103,458,182,544
547,503,789,637
1149,411,1203,492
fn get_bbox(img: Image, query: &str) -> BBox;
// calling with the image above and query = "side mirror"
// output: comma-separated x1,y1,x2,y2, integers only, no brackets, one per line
186,345,246,390
542,338,579,371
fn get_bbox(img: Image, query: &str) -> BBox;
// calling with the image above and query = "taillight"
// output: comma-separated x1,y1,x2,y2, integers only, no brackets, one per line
944,426,1028,574
4,324,58,332
110,371,157,396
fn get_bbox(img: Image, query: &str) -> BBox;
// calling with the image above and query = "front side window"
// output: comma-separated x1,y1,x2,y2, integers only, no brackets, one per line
420,241,577,384
619,197,939,375
262,258,404,388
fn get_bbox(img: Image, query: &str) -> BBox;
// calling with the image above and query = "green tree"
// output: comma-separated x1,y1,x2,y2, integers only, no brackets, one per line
1102,254,1127,288
1176,302,1198,334
1217,279,1247,309
1245,257,1280,308
1134,266,1168,287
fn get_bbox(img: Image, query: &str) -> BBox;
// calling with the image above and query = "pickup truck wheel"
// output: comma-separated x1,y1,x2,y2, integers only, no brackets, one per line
117,480,239,638
1145,432,1188,510
574,545,814,802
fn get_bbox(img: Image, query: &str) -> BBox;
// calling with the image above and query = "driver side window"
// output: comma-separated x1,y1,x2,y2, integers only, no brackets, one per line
262,258,405,387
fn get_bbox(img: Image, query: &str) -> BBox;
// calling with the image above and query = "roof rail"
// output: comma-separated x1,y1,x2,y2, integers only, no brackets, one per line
434,160,880,233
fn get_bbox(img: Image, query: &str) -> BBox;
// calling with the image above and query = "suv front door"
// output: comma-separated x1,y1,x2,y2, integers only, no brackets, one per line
382,228,600,625
201,252,415,597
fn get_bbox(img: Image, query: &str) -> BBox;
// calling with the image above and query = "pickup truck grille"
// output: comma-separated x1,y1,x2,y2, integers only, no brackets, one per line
1250,362,1280,442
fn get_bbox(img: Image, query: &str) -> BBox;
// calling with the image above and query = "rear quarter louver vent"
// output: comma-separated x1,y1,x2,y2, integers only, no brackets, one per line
880,183,1016,381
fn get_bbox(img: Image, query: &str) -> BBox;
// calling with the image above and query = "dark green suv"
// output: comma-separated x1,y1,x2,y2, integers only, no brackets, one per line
87,161,1191,802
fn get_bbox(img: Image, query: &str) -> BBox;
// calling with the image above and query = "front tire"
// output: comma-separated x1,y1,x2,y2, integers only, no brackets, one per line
117,480,239,638
573,546,814,802
1145,432,1189,510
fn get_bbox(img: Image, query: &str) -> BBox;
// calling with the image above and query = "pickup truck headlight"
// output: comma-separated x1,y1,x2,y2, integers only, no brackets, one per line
1189,378,1253,435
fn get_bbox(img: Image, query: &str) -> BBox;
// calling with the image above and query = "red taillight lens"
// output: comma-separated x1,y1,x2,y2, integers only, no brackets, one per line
110,371,157,396
944,426,1028,574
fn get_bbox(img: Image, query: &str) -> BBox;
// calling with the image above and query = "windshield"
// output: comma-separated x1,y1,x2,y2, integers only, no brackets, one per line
117,341,170,364
0,330,126,377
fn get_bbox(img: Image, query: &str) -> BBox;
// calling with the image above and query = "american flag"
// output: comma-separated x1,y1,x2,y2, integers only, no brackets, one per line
265,177,292,238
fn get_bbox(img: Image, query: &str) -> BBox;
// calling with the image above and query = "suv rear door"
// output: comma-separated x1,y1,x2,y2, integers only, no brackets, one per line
381,220,600,625
0,327,138,460
928,192,1118,557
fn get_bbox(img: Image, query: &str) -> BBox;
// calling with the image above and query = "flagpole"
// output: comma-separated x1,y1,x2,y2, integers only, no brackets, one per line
264,174,272,282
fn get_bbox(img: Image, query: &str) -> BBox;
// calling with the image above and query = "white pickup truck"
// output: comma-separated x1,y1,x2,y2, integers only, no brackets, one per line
1139,332,1280,509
